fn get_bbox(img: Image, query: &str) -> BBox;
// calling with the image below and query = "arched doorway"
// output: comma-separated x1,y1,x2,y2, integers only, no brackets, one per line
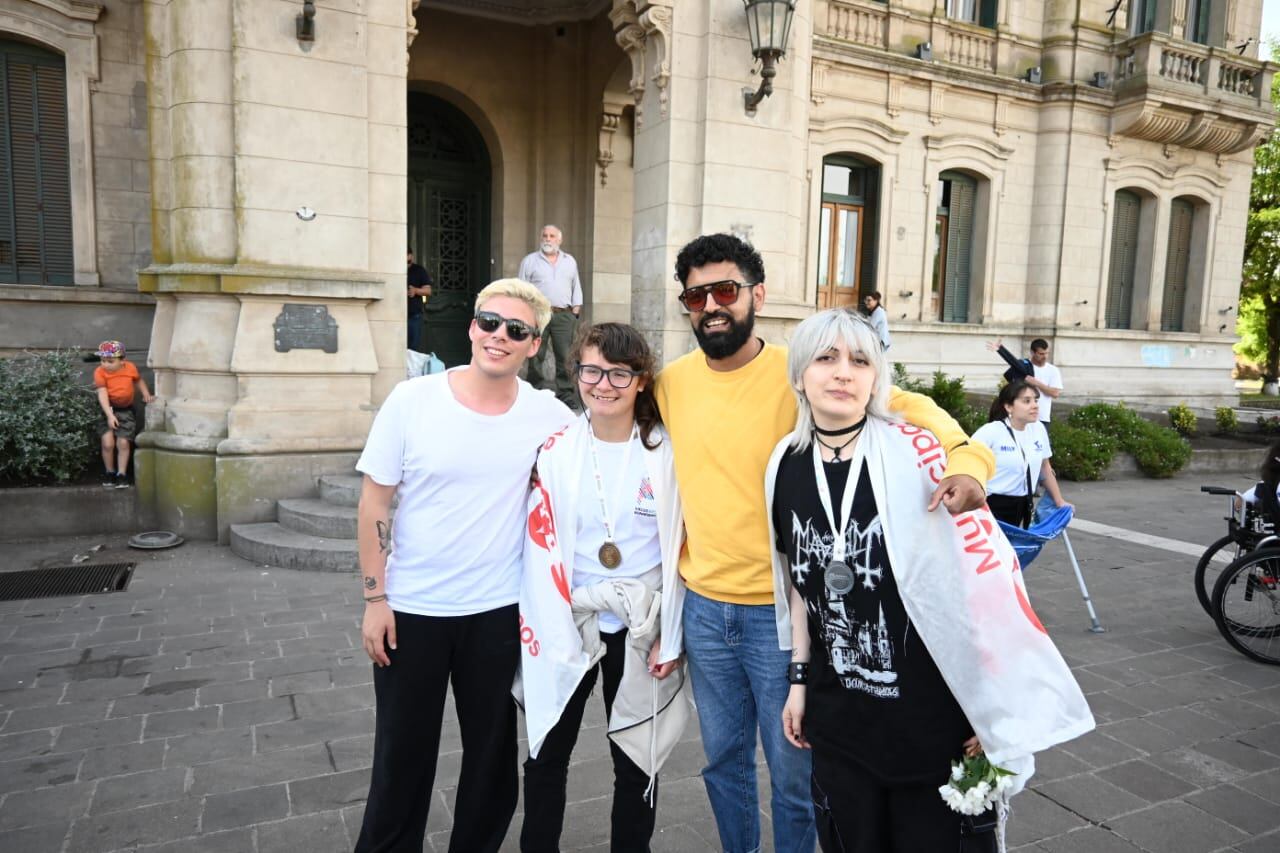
408,92,491,367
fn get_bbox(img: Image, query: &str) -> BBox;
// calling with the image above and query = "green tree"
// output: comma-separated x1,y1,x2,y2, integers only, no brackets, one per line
1236,44,1280,381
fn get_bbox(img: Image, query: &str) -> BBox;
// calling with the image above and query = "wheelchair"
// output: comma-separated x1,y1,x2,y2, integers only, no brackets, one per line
1195,486,1276,616
1199,484,1280,665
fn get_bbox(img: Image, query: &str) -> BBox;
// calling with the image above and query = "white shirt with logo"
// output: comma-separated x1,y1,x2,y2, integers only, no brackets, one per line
356,370,572,616
572,434,662,632
971,420,1053,497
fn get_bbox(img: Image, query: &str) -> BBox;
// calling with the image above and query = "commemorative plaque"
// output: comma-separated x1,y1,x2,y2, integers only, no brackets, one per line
274,304,339,353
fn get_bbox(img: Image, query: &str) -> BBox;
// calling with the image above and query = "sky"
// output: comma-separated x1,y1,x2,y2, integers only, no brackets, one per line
1265,0,1280,52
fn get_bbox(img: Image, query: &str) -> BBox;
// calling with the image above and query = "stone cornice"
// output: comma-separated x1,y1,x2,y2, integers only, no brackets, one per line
24,0,103,23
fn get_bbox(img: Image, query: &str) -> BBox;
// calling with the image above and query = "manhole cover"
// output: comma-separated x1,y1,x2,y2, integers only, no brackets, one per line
128,531,184,550
0,563,135,602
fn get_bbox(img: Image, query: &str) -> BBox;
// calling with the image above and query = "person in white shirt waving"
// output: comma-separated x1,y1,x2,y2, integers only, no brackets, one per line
517,322,691,853
971,380,1071,529
353,279,572,853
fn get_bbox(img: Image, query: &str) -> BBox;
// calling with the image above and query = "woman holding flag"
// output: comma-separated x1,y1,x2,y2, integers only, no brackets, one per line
516,322,691,853
768,308,1093,852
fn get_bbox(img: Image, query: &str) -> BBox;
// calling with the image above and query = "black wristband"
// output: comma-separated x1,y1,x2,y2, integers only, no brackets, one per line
787,662,809,685
364,594,388,603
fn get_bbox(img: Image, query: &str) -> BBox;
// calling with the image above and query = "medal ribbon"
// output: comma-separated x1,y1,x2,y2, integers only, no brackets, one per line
586,417,639,551
811,438,860,565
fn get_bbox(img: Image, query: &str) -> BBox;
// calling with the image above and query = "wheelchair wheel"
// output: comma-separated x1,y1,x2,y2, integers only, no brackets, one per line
1195,534,1243,616
1212,547,1280,666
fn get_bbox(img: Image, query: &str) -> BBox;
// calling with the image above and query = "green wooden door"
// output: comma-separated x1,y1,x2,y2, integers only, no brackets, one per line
407,94,491,367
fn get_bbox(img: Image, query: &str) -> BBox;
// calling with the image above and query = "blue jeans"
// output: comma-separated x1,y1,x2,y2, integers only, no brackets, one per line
682,588,816,853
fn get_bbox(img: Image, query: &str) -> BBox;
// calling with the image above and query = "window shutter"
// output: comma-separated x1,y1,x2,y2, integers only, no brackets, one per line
942,173,975,323
0,42,72,286
1161,199,1194,332
1106,191,1140,329
0,58,13,281
978,0,997,29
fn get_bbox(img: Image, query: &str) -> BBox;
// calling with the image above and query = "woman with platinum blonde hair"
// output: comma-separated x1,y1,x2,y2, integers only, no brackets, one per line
765,308,1093,852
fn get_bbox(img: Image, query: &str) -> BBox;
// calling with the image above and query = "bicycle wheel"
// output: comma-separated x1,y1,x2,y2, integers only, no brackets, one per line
1195,534,1243,616
1212,547,1280,666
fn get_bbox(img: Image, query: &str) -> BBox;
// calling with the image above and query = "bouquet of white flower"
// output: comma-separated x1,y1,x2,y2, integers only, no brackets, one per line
938,753,1015,816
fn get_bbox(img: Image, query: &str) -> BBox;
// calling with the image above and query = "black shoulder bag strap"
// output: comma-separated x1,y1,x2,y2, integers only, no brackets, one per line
1004,420,1035,523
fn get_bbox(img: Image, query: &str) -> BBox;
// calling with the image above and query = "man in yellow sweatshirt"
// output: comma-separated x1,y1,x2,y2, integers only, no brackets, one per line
654,234,994,853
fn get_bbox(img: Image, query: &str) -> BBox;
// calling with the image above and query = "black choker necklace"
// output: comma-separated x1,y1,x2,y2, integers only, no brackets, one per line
814,416,867,437
813,416,867,461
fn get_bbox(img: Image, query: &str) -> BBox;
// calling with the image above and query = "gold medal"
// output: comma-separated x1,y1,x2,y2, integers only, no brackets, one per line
599,541,623,569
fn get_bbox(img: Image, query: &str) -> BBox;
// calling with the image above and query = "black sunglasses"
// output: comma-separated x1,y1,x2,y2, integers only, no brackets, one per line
474,310,540,342
575,363,642,389
677,279,756,312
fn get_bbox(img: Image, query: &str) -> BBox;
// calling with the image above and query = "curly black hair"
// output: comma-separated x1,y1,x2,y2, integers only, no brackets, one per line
674,234,766,287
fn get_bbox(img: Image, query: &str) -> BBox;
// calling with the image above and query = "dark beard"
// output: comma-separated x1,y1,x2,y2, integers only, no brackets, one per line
693,301,756,360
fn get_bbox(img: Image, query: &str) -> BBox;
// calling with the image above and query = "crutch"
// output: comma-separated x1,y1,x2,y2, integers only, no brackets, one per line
1060,531,1105,633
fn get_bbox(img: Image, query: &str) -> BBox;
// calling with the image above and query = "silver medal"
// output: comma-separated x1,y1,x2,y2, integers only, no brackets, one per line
825,560,855,596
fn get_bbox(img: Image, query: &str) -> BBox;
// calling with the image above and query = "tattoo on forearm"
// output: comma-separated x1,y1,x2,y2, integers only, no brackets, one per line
376,520,392,555
363,576,377,590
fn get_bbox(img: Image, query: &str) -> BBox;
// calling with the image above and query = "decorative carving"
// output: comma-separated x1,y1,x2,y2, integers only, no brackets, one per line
886,74,903,119
639,4,672,120
612,2,648,127
993,93,1007,137
928,81,946,126
407,1,421,48
597,103,625,186
811,60,829,106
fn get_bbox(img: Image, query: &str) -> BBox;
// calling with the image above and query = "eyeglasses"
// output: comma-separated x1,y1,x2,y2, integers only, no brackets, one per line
575,363,642,389
677,279,755,312
474,310,540,342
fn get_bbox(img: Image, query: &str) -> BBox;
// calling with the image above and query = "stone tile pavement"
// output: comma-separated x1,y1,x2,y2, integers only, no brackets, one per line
1,471,1279,852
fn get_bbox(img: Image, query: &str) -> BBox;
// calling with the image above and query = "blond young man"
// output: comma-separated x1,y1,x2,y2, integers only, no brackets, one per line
354,279,572,853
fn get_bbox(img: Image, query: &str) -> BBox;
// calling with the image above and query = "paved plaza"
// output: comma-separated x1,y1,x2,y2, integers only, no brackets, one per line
2,471,1280,852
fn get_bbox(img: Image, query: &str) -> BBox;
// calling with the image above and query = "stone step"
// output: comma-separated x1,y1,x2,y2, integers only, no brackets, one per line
278,498,358,540
230,522,358,573
318,473,362,507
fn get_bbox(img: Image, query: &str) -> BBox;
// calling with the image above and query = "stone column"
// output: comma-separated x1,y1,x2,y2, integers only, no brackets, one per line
137,0,408,541
621,0,814,363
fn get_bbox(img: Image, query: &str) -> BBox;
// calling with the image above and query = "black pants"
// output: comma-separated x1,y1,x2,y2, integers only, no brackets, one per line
520,629,656,853
987,493,1032,529
355,605,520,853
812,750,997,853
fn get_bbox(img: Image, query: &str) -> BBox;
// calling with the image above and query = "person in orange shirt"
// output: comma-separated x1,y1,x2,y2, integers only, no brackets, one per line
93,340,153,488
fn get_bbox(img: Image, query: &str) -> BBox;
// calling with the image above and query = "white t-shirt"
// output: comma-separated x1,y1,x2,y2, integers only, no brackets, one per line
971,419,1053,497
869,306,891,350
1033,362,1063,421
356,370,572,616
573,434,662,632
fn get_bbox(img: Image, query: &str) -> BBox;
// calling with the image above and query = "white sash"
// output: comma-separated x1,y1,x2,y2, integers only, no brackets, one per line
767,418,1094,789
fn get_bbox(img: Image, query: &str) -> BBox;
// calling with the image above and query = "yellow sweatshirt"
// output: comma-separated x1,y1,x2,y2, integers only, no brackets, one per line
654,343,994,604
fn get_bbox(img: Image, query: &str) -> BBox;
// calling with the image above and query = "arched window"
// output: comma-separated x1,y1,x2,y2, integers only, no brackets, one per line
0,38,72,285
1106,190,1143,329
816,154,880,310
932,170,978,323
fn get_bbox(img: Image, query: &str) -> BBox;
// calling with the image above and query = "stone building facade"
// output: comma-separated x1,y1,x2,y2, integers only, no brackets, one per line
0,0,1273,539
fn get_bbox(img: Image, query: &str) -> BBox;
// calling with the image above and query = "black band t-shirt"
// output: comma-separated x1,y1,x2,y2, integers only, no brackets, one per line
772,450,973,783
